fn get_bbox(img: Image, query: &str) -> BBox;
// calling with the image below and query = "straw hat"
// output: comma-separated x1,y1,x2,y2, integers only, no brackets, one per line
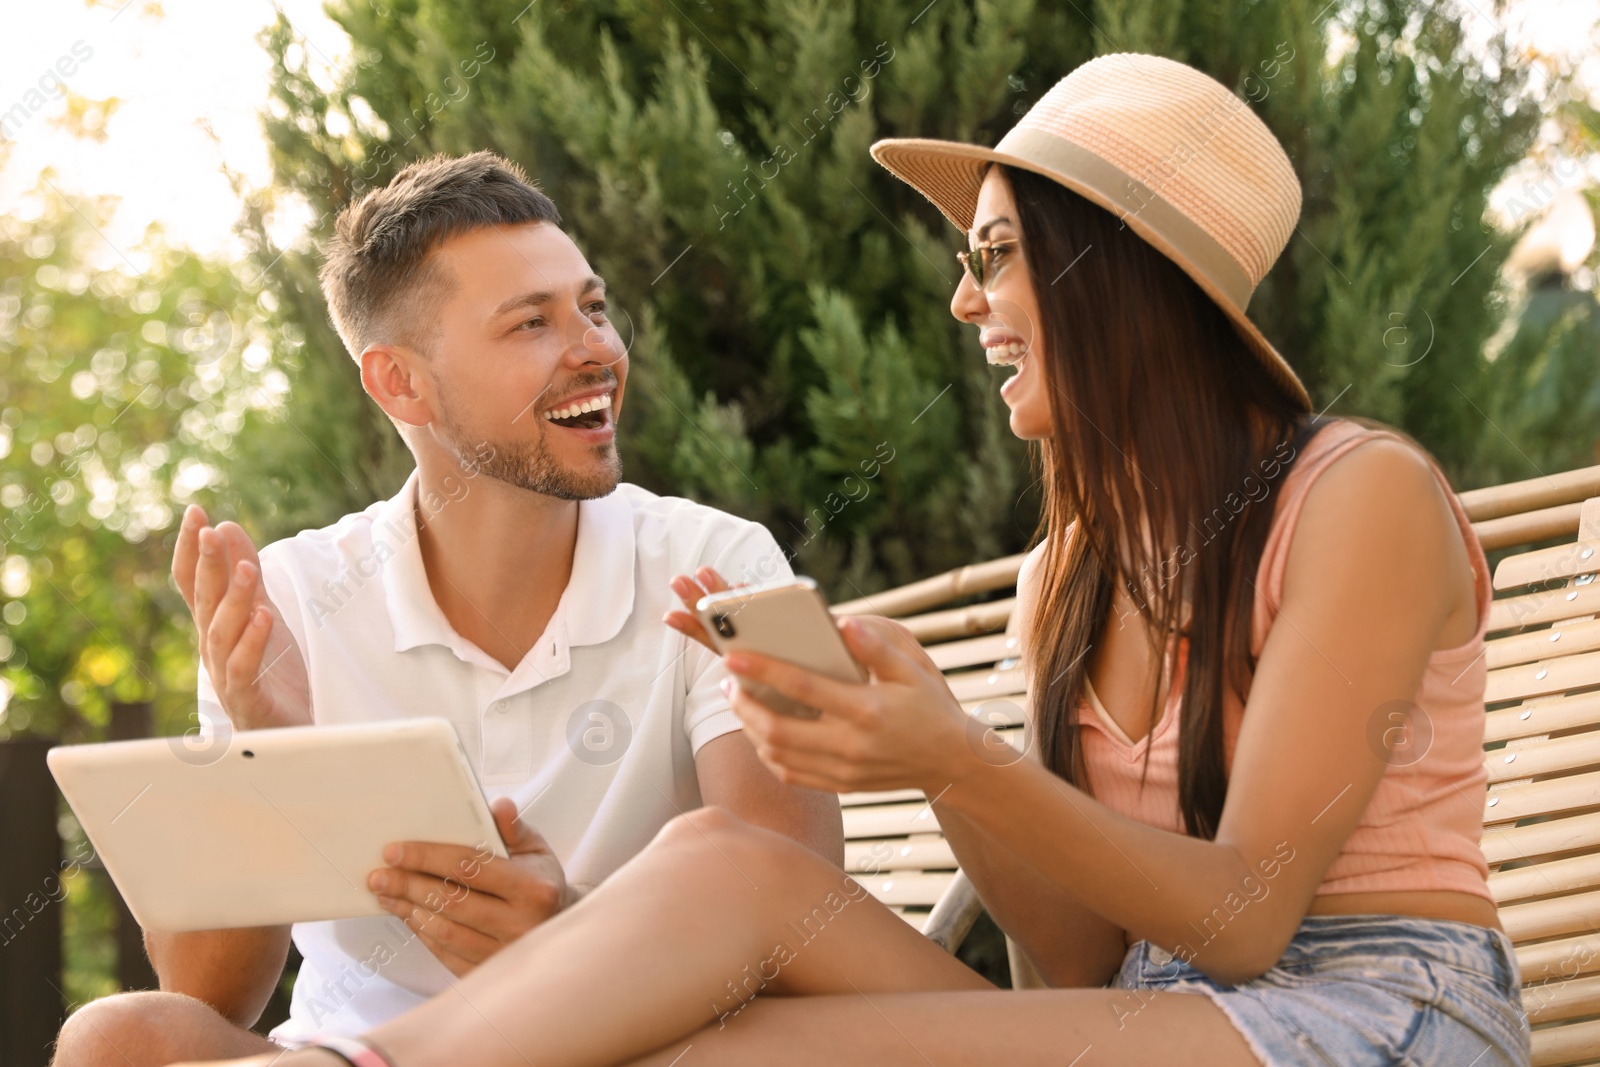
869,52,1311,410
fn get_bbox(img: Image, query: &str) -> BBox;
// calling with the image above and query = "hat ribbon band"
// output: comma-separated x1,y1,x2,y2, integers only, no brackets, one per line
995,126,1255,311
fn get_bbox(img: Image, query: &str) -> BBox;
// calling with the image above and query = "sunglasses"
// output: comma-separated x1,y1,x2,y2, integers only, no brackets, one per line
956,240,1018,290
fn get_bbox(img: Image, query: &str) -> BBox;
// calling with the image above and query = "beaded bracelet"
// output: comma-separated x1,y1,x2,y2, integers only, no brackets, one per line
292,1035,398,1067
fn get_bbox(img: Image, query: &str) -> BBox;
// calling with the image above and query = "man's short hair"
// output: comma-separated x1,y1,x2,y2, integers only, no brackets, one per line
318,150,561,362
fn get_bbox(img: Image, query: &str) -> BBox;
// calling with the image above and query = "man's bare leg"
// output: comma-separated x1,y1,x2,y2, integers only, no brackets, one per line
52,991,281,1067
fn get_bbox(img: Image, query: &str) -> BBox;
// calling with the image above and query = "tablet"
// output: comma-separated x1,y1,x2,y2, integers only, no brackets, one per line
48,718,507,932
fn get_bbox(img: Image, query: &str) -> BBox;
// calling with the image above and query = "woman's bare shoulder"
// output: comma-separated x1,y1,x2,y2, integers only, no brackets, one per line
1283,435,1469,636
1012,528,1070,643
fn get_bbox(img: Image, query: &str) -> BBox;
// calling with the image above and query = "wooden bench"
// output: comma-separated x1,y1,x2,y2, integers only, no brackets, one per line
830,461,1600,1066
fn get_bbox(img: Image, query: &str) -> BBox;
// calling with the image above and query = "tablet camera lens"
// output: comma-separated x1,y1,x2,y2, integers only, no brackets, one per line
712,613,736,638
242,749,254,758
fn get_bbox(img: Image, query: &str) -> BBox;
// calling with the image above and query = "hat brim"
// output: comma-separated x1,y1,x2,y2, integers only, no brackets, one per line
869,137,1312,412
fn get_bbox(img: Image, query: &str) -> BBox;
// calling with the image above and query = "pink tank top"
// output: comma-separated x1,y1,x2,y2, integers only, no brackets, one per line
1076,418,1494,902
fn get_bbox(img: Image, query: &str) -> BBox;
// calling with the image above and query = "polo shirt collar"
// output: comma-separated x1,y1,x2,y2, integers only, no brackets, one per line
377,470,450,655
378,470,636,656
562,486,636,648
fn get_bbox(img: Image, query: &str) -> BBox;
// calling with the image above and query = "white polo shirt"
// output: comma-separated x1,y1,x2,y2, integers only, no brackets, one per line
194,470,793,1042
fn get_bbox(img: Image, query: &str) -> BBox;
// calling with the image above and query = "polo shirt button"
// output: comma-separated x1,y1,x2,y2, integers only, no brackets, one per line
494,701,508,713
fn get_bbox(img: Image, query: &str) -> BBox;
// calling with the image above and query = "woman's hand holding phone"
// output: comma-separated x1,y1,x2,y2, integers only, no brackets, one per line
664,567,979,793
719,614,976,796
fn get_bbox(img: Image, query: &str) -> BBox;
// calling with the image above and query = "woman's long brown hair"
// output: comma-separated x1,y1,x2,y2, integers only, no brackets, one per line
1001,164,1315,840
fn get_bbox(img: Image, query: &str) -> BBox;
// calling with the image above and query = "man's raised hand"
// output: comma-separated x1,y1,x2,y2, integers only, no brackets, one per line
663,565,740,652
172,504,311,731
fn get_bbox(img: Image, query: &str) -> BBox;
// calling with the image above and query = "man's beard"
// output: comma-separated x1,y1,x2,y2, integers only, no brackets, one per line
436,393,622,501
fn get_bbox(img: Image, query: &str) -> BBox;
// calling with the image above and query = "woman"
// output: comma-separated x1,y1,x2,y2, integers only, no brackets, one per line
178,53,1528,1066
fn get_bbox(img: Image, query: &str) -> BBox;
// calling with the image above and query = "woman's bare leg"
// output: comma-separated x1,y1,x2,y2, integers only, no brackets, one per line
623,989,1258,1067
175,807,1257,1067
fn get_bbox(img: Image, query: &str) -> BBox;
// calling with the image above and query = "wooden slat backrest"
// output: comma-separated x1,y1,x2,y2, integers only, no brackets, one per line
832,560,1025,925
830,462,1600,1065
1466,465,1600,1067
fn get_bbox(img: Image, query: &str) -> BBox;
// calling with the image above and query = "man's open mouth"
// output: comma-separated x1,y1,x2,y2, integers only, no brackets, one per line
542,391,613,430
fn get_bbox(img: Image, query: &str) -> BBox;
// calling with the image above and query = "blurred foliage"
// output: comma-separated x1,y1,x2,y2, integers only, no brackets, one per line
0,185,289,1007
60,829,117,1010
0,184,284,744
1475,91,1600,481
1481,273,1600,480
46,94,122,143
0,185,294,1003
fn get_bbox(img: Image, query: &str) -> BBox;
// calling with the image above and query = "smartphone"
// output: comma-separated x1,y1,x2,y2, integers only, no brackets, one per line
695,576,868,719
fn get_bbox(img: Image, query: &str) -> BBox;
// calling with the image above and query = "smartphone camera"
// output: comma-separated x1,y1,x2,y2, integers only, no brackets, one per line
711,613,737,638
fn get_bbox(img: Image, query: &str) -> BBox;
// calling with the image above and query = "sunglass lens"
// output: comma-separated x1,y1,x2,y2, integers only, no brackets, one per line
964,249,984,287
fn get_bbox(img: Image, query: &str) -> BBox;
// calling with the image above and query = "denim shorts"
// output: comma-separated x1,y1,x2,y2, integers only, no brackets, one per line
1110,914,1531,1066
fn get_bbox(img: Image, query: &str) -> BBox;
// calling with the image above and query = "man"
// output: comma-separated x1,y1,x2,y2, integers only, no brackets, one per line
53,151,839,1066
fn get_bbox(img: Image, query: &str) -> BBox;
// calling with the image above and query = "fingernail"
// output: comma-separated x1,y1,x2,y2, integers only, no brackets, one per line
234,561,250,585
719,677,733,696
383,844,401,865
199,529,216,555
724,653,749,672
368,871,387,892
253,608,269,627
